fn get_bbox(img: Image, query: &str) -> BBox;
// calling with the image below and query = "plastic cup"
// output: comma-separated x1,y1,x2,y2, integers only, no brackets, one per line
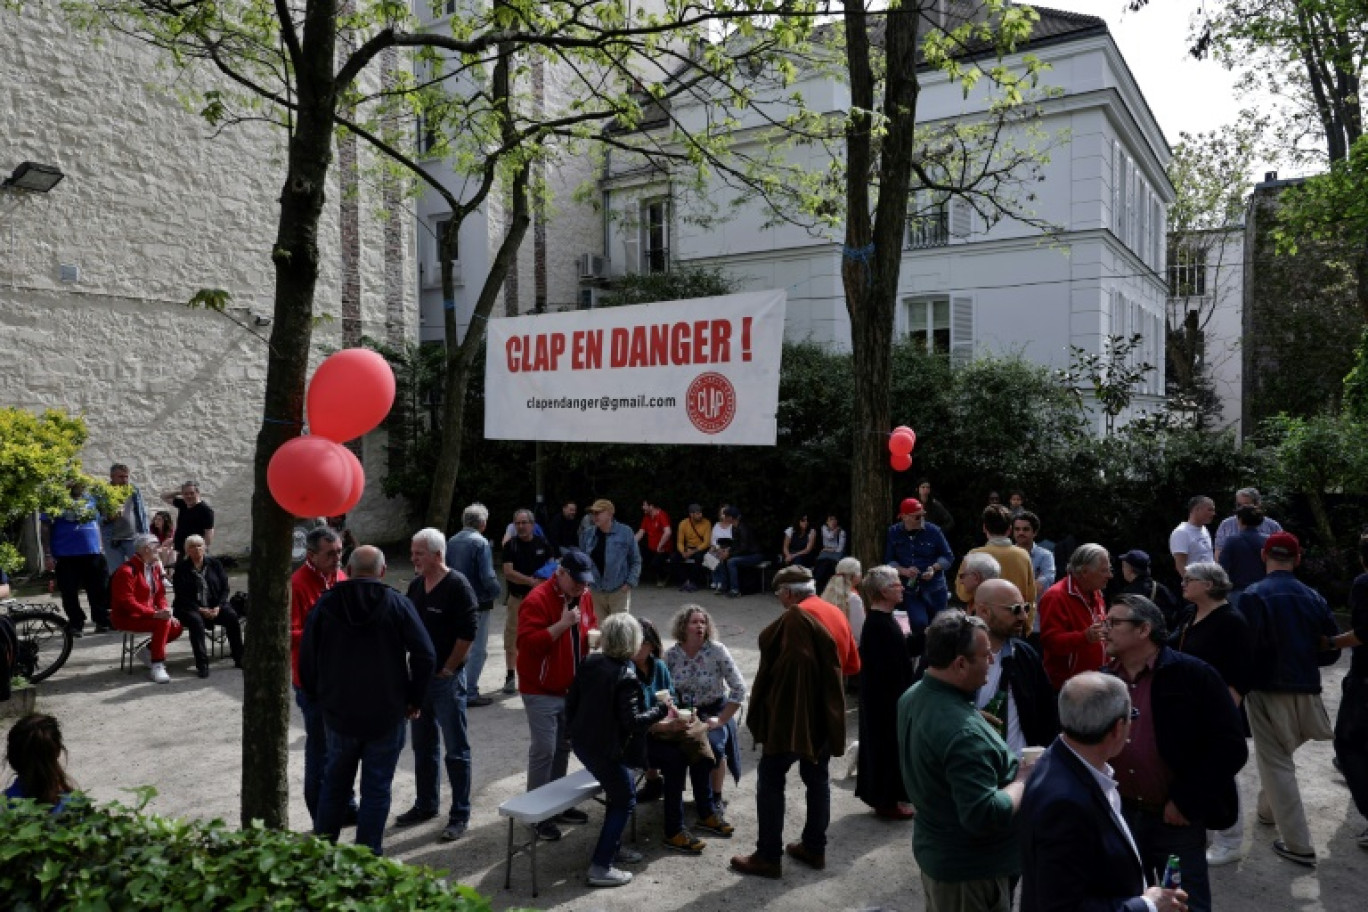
655,689,672,705
677,708,694,723
1021,746,1046,764
587,629,602,649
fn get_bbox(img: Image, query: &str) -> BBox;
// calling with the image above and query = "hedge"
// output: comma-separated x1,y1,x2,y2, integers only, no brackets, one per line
0,789,507,912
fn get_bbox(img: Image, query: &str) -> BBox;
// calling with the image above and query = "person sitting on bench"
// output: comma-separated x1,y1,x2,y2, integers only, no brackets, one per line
110,534,183,684
172,535,244,678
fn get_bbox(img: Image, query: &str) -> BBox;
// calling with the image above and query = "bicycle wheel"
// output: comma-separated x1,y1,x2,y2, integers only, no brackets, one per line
10,609,74,684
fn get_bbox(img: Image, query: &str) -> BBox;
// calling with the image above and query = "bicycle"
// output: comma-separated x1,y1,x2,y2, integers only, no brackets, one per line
1,599,75,684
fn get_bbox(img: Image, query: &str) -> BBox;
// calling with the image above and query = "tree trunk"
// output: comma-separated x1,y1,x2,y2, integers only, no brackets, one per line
240,2,338,829
425,37,530,531
843,6,920,568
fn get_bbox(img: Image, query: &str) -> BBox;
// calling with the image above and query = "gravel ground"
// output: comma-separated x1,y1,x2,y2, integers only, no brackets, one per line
10,570,1365,912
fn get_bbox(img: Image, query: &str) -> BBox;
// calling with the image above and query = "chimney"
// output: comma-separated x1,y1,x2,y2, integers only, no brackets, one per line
1264,170,1278,182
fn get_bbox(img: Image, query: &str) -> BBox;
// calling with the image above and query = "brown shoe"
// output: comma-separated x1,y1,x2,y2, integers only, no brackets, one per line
785,841,826,870
730,853,782,879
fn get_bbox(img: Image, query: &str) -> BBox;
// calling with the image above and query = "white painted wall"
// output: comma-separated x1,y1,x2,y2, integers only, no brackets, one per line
0,5,415,554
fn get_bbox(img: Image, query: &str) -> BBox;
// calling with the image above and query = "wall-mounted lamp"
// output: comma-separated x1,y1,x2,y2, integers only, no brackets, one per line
2,162,65,193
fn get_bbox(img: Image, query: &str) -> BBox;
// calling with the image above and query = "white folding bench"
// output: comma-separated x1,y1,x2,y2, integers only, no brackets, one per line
497,768,602,897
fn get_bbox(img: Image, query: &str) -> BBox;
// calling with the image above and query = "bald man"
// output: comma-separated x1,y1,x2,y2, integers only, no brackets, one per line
973,579,1059,756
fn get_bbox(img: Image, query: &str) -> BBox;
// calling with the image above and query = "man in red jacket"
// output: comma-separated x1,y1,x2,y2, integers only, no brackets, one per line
110,534,183,683
1038,543,1112,690
516,548,600,841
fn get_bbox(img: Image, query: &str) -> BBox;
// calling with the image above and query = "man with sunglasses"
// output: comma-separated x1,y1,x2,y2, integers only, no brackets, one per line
1100,595,1247,912
972,579,1058,756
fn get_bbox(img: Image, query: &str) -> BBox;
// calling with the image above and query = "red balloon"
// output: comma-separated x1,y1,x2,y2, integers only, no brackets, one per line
267,436,357,517
307,348,396,443
890,451,913,472
334,445,366,515
893,425,913,438
889,430,915,456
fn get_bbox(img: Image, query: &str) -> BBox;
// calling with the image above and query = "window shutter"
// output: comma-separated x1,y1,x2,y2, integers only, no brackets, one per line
950,296,975,367
950,198,972,238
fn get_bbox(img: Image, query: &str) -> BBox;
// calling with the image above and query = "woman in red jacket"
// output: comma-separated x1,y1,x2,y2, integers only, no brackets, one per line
110,534,183,683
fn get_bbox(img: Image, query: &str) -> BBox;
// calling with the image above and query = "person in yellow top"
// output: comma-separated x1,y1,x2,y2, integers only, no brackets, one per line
672,504,713,593
956,505,1039,630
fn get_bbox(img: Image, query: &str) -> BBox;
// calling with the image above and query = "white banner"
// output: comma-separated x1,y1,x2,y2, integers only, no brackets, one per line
484,289,786,444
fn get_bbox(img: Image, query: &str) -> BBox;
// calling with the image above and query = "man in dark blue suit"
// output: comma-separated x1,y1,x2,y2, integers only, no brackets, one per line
1020,672,1188,912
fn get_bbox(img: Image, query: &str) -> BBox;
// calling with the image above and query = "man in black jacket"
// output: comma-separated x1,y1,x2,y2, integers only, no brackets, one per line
300,545,436,855
1102,594,1247,912
973,579,1059,753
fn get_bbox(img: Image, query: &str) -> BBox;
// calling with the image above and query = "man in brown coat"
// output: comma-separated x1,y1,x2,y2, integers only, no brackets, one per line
731,566,851,879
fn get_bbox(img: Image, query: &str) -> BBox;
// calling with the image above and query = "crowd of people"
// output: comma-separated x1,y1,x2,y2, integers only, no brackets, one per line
7,476,1368,910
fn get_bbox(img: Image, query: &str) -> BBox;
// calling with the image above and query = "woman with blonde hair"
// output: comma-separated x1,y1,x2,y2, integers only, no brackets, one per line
821,556,865,644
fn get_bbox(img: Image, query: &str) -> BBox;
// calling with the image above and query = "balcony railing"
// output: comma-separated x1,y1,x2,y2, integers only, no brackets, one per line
907,209,949,249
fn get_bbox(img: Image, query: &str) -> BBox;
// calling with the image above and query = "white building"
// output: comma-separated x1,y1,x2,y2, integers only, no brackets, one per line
0,5,415,553
1166,226,1246,437
595,5,1174,430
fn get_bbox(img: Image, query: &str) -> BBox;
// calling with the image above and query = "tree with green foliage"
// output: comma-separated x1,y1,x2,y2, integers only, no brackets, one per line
1261,411,1368,550
1056,334,1156,436
58,0,828,827
833,1,1053,566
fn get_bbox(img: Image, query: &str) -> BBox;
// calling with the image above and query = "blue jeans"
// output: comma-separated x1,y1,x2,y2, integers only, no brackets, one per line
410,671,471,825
576,749,636,869
755,747,830,862
465,604,493,697
1124,804,1210,912
294,686,356,826
714,553,766,592
316,719,407,855
901,584,949,634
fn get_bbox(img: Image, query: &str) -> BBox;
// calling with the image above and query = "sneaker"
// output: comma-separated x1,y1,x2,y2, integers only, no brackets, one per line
663,830,706,855
135,644,152,668
614,847,645,864
655,579,667,589
439,821,468,842
558,807,589,824
637,777,664,803
533,820,562,841
149,662,171,684
586,865,633,888
467,695,494,707
502,673,517,695
394,807,438,827
730,853,782,879
196,661,210,679
695,814,734,837
69,628,84,639
727,589,741,599
713,586,726,596
1356,826,1368,849
1206,843,1243,867
94,625,112,634
1272,840,1317,867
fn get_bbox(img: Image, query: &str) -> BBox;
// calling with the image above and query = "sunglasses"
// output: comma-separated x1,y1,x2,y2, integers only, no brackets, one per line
995,602,1031,617
1101,617,1142,630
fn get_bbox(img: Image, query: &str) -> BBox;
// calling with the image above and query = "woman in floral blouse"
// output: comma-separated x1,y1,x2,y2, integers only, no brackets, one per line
664,604,748,810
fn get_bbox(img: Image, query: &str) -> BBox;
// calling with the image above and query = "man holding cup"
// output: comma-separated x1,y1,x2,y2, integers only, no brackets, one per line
515,548,600,842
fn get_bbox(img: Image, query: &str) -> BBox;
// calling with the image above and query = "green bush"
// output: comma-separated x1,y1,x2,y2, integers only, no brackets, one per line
0,790,496,912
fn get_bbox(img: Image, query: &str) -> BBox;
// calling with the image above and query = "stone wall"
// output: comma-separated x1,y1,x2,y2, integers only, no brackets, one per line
0,5,416,555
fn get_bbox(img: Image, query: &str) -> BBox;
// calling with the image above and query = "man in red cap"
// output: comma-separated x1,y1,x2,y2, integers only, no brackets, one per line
1238,531,1341,868
883,497,954,635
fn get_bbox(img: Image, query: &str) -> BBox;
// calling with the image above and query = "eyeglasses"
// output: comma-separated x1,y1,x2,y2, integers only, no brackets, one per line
1123,706,1140,722
1101,616,1142,630
514,520,532,525
994,602,1031,617
1181,576,1206,584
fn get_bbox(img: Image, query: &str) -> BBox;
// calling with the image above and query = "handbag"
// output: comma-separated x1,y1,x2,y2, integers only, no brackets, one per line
702,553,720,571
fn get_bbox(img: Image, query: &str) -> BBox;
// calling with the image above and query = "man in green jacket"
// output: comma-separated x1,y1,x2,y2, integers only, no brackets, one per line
897,610,1034,912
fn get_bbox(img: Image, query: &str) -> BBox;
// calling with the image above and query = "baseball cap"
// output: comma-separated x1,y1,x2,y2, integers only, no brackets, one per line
1263,531,1301,560
688,503,703,513
723,506,741,519
900,497,924,516
559,548,596,583
771,564,814,590
589,498,614,514
1118,549,1150,572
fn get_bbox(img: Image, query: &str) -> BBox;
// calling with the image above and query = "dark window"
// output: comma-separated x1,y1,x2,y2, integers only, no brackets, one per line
644,199,669,273
1168,246,1206,297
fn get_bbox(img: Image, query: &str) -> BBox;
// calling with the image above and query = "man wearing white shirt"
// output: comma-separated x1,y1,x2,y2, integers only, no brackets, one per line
1020,673,1188,912
1169,497,1215,577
